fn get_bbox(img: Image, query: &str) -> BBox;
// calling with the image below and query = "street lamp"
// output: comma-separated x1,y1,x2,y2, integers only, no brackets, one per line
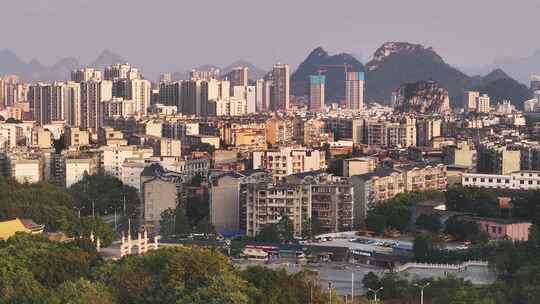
414,282,431,304
368,287,383,302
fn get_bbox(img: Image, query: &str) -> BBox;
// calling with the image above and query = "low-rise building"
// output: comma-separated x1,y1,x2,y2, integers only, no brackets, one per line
252,146,326,181
350,168,405,226
343,157,377,177
140,164,185,230
462,170,540,190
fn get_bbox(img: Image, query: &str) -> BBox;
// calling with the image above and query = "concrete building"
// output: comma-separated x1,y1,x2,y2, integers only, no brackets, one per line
343,157,377,177
209,170,271,234
477,94,490,113
245,181,309,237
309,75,325,112
462,170,540,190
100,144,153,178
345,72,365,111
71,68,102,82
252,146,326,181
80,80,113,130
141,164,185,229
350,168,405,226
31,128,52,149
477,143,520,175
230,66,249,88
416,117,442,147
463,91,480,112
396,163,447,192
64,127,90,148
459,216,531,241
64,157,97,187
102,97,136,119
28,82,67,126
271,64,290,111
104,63,141,81
443,141,477,169
265,117,294,146
286,171,354,233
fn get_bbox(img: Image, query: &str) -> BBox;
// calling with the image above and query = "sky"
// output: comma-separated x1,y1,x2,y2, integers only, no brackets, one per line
1,0,539,77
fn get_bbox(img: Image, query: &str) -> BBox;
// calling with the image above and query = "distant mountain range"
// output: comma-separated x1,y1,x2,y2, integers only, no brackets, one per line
291,42,532,109
0,44,534,109
463,50,540,85
0,49,127,82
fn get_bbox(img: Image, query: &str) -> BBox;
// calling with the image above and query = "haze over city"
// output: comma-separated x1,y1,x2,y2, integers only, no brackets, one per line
1,1,540,303
1,0,540,77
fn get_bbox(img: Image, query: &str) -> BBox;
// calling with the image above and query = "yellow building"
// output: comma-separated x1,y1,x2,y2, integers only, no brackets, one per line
0,218,44,241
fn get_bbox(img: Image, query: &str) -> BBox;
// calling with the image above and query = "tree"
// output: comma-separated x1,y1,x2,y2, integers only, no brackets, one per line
365,213,387,234
444,216,482,242
255,224,281,243
160,208,177,237
446,185,499,217
416,213,441,233
302,217,324,239
69,173,140,218
68,216,114,247
277,214,295,242
414,234,442,262
54,279,116,304
362,272,381,290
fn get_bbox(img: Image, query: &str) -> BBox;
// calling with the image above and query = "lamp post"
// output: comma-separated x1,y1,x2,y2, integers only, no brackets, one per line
414,282,431,304
368,287,383,302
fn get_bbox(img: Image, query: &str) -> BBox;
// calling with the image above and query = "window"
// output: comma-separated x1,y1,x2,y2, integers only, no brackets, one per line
488,178,493,183
481,178,485,182
465,177,469,182
492,226,497,233
497,179,501,183
497,227,502,234
529,181,533,185
520,180,525,185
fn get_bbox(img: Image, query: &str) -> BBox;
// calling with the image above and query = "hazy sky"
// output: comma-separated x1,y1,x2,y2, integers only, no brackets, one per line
1,0,539,76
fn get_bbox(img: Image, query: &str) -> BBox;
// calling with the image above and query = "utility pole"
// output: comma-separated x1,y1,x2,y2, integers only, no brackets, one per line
414,282,431,304
328,282,333,304
351,272,354,304
368,287,383,303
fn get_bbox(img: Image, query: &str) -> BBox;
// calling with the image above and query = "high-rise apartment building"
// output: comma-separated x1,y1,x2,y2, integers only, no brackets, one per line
71,68,102,82
64,81,82,127
345,71,365,111
477,94,490,113
309,75,325,112
230,67,248,88
28,82,67,126
104,63,140,81
531,75,540,91
463,91,480,112
271,64,290,111
80,80,113,130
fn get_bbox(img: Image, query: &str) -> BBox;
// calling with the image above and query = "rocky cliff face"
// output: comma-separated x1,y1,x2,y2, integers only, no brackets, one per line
394,80,450,114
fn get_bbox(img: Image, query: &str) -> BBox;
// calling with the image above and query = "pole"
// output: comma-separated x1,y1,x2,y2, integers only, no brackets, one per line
114,209,117,232
92,200,95,217
351,272,354,304
328,282,332,304
310,283,313,304
123,195,126,215
414,282,430,304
